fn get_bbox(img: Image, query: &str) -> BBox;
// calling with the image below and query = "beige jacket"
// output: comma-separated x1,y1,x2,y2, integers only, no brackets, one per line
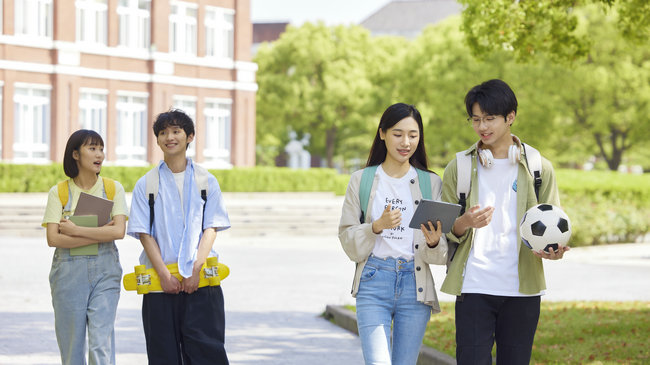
338,167,448,313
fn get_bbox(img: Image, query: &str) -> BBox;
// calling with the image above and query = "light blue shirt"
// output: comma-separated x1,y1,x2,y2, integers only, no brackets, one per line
127,159,230,278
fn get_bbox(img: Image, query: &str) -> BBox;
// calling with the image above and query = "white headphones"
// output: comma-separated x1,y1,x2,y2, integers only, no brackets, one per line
477,135,522,168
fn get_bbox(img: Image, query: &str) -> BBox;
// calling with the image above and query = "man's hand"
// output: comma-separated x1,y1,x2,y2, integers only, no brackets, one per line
452,205,494,236
534,245,570,260
372,204,402,234
181,261,203,294
159,269,182,294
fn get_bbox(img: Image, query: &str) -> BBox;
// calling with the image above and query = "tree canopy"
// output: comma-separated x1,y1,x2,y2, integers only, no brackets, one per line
458,0,650,62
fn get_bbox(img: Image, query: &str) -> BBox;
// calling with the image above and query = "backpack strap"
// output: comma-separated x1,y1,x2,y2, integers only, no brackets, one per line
145,166,160,231
522,143,542,202
415,168,432,200
359,165,378,223
455,149,472,215
57,180,72,214
193,164,210,229
102,177,116,201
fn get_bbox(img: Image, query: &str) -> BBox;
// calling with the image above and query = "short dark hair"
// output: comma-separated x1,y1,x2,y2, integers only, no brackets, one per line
465,79,518,118
153,109,195,142
63,129,104,178
366,103,431,172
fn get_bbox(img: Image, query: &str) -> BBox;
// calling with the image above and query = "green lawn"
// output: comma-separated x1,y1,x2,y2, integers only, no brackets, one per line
423,301,650,364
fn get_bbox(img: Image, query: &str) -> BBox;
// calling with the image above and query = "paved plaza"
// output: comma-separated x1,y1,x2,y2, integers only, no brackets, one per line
1,193,649,364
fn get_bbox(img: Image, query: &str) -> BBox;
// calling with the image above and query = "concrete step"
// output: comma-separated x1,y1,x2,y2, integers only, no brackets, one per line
0,192,344,237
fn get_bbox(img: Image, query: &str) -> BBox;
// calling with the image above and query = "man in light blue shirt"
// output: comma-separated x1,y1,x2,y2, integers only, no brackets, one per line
127,109,230,364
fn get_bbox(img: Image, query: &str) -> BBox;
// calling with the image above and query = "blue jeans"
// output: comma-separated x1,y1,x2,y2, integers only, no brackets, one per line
356,255,431,365
49,242,122,365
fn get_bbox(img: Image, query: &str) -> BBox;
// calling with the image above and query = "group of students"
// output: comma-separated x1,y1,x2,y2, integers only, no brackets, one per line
41,78,568,365
339,79,570,365
42,110,230,364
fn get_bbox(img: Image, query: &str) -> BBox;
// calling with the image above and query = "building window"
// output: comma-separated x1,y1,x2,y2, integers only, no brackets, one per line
203,100,231,166
116,94,148,164
79,90,108,141
205,7,234,59
15,0,53,39
76,0,108,45
117,0,150,50
13,85,50,162
169,1,197,55
172,96,197,159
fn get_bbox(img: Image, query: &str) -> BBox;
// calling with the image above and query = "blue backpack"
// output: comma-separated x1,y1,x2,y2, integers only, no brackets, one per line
358,165,432,223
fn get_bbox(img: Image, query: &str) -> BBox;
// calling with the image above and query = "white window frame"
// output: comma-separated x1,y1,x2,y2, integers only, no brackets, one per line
205,6,234,60
203,98,232,168
169,1,197,56
76,0,108,45
79,88,108,142
14,0,53,39
13,83,51,163
116,92,148,165
172,95,197,159
117,0,151,50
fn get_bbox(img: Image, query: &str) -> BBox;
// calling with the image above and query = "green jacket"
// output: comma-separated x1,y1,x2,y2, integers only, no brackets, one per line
440,142,561,296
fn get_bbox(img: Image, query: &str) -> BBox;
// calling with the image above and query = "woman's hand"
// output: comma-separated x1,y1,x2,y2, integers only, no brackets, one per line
421,220,442,248
372,204,402,234
58,218,78,236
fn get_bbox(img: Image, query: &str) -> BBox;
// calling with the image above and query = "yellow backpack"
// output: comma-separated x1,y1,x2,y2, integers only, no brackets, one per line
57,177,116,213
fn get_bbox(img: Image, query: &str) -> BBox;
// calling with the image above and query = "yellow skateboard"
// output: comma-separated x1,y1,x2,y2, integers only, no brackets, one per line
123,257,230,294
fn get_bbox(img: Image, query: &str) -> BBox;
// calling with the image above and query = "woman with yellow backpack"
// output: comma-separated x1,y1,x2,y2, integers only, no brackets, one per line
41,129,128,365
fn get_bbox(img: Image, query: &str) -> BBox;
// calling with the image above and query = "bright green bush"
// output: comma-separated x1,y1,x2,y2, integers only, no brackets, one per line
1,164,648,245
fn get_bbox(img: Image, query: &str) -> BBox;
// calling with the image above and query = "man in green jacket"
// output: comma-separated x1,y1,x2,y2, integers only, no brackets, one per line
441,79,570,364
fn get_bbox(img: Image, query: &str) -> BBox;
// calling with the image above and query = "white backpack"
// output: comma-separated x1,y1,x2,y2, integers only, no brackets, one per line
145,164,211,230
448,143,542,267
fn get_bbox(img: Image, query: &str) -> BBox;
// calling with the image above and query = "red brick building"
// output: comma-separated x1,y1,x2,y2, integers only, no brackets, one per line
0,0,257,168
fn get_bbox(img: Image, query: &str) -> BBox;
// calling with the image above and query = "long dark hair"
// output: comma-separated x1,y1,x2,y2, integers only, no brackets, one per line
63,129,104,178
366,103,430,172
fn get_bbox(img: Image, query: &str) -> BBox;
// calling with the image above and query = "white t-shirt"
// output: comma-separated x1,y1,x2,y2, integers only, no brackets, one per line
370,165,417,260
461,157,538,296
173,171,185,213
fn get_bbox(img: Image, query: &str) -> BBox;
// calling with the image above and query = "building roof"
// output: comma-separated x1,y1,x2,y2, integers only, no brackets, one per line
360,0,462,39
253,22,289,44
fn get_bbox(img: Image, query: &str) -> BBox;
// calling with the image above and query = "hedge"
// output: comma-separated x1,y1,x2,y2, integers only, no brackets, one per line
1,163,648,246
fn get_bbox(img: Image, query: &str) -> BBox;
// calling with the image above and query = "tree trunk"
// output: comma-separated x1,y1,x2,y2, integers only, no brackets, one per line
594,128,627,171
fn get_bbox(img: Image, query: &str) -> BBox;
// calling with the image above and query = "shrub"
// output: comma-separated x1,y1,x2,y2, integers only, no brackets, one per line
1,163,648,246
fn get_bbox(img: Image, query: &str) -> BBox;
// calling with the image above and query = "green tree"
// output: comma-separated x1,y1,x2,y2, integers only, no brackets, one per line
255,23,377,168
558,7,650,170
458,0,650,62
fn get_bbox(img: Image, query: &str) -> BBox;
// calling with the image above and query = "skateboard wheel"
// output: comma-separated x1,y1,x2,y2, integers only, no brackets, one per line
135,265,150,294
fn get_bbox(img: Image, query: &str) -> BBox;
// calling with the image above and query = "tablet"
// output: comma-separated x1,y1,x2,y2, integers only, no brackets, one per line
408,199,462,234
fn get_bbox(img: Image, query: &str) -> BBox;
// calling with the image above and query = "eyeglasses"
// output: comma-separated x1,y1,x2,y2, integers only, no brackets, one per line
467,115,501,125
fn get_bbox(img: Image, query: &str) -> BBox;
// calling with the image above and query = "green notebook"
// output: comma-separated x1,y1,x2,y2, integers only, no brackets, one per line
69,215,99,256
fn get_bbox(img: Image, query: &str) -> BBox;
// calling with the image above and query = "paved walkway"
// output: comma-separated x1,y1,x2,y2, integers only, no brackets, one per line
1,192,649,364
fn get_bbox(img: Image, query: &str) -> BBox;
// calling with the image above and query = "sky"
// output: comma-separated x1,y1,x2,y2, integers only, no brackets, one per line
250,0,392,25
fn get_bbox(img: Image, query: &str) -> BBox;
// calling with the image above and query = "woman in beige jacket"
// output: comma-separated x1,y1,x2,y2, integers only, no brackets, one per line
338,103,447,365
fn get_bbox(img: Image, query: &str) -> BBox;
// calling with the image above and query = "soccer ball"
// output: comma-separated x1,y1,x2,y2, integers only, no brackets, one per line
519,204,571,253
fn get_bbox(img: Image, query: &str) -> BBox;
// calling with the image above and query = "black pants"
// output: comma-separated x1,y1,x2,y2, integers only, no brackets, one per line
455,293,540,365
142,286,229,365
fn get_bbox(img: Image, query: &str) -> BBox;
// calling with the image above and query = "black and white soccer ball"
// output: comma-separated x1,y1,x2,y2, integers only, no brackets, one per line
519,204,571,253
